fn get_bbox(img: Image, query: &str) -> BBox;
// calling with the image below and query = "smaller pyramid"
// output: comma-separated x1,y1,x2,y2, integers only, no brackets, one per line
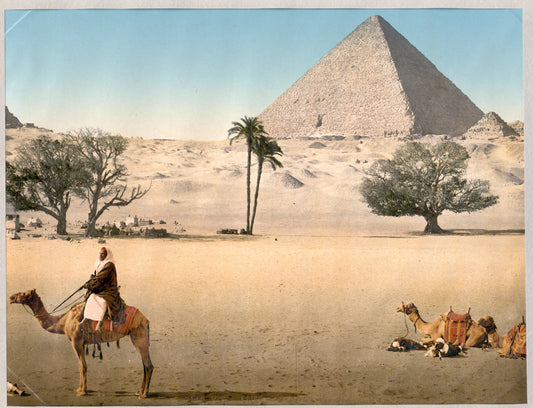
463,112,518,138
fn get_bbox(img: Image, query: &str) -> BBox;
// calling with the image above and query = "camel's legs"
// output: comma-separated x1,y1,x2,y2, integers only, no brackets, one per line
72,339,88,396
130,324,153,399
464,330,488,348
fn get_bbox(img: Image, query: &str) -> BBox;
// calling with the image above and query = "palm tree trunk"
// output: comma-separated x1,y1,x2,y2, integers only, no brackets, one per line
249,161,263,235
246,141,252,234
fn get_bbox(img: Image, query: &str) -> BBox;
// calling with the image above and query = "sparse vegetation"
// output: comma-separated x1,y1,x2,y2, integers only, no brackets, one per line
250,135,284,234
66,128,151,237
6,136,90,235
228,116,268,234
360,141,499,233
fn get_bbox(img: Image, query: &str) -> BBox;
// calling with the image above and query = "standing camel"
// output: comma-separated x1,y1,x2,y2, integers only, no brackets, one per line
397,302,488,347
9,289,153,398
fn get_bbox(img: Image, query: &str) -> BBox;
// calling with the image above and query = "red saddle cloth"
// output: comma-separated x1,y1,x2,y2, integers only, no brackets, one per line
504,323,526,358
443,311,471,345
72,303,138,336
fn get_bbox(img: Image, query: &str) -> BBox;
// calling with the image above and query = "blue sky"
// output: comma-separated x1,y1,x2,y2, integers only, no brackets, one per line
5,8,523,140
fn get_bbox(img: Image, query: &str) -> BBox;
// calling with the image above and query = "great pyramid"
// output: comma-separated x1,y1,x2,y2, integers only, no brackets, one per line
259,15,483,139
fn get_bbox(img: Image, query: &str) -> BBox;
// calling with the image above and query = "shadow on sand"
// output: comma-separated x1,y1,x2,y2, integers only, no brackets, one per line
410,229,525,236
114,389,304,402
362,229,524,239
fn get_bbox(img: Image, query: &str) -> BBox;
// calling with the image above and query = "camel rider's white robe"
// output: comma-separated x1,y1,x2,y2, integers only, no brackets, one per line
83,247,115,322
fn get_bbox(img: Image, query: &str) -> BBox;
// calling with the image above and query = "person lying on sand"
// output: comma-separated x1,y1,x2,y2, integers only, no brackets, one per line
79,246,126,329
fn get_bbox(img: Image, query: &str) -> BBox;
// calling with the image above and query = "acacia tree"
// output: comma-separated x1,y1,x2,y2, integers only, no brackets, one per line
67,128,150,237
249,135,284,235
228,116,268,234
6,135,90,235
360,141,499,233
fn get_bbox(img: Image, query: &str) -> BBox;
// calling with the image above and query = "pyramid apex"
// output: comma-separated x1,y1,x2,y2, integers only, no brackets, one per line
366,15,386,23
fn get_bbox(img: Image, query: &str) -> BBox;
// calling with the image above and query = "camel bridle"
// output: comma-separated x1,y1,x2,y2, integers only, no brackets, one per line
401,303,420,333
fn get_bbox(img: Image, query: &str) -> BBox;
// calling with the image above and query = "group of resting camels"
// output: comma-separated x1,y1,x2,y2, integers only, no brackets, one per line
8,289,519,400
397,302,516,353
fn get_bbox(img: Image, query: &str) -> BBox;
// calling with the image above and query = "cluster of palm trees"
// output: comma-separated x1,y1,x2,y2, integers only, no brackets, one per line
228,116,284,235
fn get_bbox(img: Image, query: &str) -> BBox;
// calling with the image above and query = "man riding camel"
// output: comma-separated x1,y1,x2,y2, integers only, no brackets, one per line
80,246,125,328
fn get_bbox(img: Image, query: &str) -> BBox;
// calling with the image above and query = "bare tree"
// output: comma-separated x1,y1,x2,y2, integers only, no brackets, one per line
67,128,150,237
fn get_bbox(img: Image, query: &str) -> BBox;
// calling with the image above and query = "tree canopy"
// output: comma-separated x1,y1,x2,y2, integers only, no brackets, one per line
249,134,284,234
6,135,90,234
360,141,499,233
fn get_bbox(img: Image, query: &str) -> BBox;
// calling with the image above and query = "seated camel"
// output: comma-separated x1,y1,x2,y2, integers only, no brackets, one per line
478,316,527,358
477,316,503,348
396,302,488,347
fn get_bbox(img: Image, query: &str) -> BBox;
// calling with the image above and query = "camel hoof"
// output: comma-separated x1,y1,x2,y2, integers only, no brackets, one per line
76,390,87,397
136,390,148,399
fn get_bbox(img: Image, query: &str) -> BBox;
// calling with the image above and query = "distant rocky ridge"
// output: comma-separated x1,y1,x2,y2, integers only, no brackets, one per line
5,106,22,128
463,112,520,139
259,15,483,139
508,120,524,137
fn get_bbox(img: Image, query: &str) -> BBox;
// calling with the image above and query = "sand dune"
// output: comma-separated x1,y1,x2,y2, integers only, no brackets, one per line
4,127,526,405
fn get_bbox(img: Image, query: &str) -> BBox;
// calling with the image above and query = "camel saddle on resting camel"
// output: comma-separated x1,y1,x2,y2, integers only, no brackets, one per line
443,307,472,346
502,322,526,359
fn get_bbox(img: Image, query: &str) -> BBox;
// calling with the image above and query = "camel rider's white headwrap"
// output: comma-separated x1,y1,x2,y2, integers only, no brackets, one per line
94,246,114,274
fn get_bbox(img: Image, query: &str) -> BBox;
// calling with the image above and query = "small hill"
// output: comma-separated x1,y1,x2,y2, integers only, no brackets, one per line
5,107,22,128
463,112,519,139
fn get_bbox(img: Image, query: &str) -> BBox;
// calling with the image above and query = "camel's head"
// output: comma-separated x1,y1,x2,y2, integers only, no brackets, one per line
9,289,38,305
397,302,418,315
477,316,497,334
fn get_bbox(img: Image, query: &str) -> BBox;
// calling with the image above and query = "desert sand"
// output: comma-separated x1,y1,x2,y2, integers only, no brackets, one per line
6,233,526,405
5,127,526,405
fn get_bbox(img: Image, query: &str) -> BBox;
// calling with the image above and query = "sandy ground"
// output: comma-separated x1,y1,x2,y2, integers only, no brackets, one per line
6,233,526,405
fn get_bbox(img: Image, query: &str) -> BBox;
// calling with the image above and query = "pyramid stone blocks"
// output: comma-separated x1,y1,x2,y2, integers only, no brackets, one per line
259,16,483,139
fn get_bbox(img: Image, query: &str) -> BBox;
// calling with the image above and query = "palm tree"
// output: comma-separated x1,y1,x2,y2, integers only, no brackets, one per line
228,116,268,234
249,135,284,235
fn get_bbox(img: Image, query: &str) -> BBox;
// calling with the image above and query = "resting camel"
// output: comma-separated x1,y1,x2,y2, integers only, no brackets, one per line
477,316,527,358
477,316,504,348
396,302,488,347
9,289,153,399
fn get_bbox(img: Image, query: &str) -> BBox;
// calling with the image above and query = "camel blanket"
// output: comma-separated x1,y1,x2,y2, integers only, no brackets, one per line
503,323,526,359
72,303,139,336
443,312,471,345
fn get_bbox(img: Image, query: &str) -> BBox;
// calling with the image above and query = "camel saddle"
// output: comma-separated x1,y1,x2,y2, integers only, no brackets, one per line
72,303,139,338
443,308,472,346
502,322,526,359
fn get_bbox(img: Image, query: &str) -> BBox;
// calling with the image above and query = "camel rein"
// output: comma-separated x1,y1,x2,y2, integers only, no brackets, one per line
22,293,85,318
